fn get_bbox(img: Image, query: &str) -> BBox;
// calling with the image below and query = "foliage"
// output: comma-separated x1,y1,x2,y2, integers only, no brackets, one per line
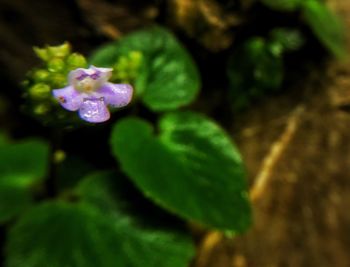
111,112,251,232
1,0,347,266
90,26,201,112
302,0,346,57
227,28,303,109
23,42,88,125
6,172,194,267
0,139,49,223
260,0,346,57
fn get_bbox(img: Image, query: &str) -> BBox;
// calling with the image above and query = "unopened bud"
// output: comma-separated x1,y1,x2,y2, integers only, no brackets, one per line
33,69,50,82
48,42,71,58
34,103,50,115
48,58,65,72
29,83,51,99
66,53,87,69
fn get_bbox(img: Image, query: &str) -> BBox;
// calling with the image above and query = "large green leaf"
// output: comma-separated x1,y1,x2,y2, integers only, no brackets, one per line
111,112,251,232
302,0,346,57
0,140,49,223
90,26,201,112
6,192,194,267
77,171,195,267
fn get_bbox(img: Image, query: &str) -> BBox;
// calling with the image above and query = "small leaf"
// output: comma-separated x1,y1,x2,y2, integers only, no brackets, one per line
302,0,346,57
0,139,49,223
90,26,201,112
111,112,251,232
261,0,302,11
6,201,194,267
227,37,284,109
269,28,304,53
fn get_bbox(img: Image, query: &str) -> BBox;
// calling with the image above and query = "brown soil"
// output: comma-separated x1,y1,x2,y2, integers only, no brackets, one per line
194,1,350,266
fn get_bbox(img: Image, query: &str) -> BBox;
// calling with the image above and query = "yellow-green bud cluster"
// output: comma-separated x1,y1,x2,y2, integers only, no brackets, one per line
111,51,143,84
23,42,87,125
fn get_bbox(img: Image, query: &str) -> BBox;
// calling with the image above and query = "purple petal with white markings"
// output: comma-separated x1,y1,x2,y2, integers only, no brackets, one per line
52,86,83,111
78,98,110,123
68,68,88,85
98,83,133,107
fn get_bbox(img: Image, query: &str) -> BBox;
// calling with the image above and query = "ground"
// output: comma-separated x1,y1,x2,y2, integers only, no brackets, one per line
195,1,350,266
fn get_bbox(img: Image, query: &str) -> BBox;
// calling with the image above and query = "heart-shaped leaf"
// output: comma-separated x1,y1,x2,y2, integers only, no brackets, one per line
6,175,194,267
111,112,251,232
90,26,201,112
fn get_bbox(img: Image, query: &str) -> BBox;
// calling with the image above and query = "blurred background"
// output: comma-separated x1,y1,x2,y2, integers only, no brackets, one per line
0,0,350,266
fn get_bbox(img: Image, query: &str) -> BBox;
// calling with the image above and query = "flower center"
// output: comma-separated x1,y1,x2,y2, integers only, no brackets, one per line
75,76,98,93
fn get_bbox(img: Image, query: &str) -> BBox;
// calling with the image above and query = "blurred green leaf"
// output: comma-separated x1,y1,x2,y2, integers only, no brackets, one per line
6,200,194,267
269,28,305,53
302,0,346,57
57,155,94,190
227,37,284,109
0,185,32,224
77,172,126,216
0,132,9,146
90,26,201,112
77,171,195,266
261,0,302,11
111,112,251,232
0,140,49,223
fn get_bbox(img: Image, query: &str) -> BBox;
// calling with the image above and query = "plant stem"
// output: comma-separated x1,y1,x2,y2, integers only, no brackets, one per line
45,128,63,197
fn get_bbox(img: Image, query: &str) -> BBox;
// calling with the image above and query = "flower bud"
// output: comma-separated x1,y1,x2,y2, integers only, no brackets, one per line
50,73,66,88
66,53,87,69
33,103,50,115
48,58,65,72
29,83,51,99
129,51,143,66
33,47,49,61
33,69,50,82
47,42,71,58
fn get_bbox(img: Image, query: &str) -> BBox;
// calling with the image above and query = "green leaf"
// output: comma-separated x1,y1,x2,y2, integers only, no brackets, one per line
0,140,49,223
0,132,9,146
6,201,194,267
227,37,284,109
261,0,302,11
0,185,32,224
302,0,346,57
90,26,201,112
269,28,304,53
57,155,94,190
77,171,129,217
77,171,195,266
111,112,251,232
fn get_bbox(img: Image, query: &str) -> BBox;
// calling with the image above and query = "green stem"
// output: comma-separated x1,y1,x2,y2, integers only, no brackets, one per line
46,129,63,197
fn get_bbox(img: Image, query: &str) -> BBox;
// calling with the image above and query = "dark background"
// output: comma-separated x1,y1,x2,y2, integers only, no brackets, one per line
0,0,350,266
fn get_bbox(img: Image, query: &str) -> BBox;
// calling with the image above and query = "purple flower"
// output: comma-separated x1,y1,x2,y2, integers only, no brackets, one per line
52,66,133,123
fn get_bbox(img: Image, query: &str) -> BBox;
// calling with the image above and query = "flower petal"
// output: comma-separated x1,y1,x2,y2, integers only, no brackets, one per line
68,68,88,85
98,83,133,108
52,86,83,111
69,66,113,92
78,98,110,123
90,65,113,81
